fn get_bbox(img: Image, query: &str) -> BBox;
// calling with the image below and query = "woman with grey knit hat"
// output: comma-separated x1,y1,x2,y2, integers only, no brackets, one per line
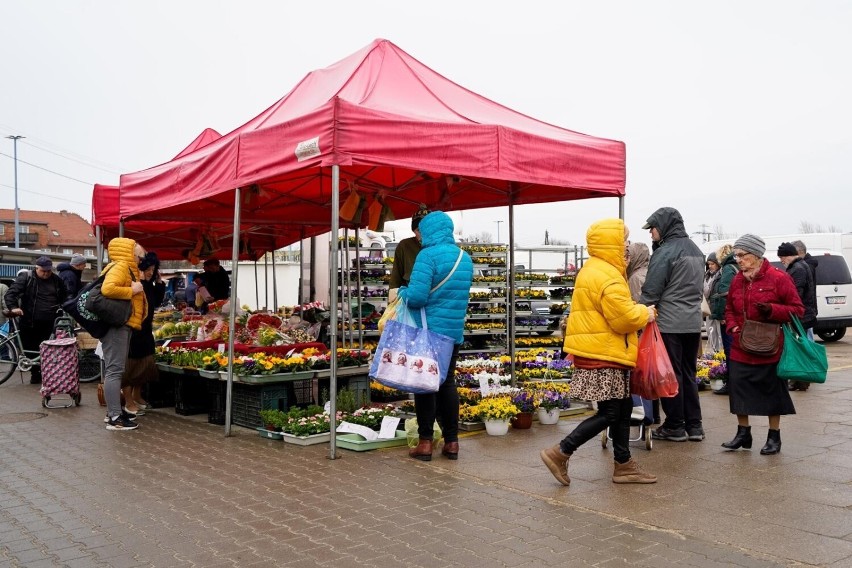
721,234,803,455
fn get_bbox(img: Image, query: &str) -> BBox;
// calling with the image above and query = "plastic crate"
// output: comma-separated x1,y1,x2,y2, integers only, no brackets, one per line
207,380,227,425
175,375,208,415
230,383,291,429
317,373,370,406
145,372,176,409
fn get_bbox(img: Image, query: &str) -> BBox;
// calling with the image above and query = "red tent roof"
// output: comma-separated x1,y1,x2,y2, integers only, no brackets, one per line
119,39,625,227
172,128,222,159
92,184,298,261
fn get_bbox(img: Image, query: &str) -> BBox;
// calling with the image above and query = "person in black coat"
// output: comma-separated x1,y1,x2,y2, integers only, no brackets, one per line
4,257,68,384
121,252,166,412
56,254,87,299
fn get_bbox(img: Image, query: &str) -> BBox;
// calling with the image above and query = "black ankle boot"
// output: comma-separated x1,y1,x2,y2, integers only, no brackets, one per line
721,425,752,450
760,429,781,455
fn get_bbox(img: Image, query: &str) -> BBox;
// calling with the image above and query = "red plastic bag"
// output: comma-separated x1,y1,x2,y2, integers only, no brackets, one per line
630,321,679,400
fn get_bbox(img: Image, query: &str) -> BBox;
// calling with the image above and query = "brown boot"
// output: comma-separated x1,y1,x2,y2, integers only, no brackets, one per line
612,458,657,484
409,438,433,461
540,445,571,486
441,441,459,460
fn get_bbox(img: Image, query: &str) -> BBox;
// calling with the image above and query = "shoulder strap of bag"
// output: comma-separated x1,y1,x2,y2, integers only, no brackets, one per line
430,249,464,293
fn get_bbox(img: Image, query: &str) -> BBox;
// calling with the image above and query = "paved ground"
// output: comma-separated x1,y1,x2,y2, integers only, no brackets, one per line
1,339,852,568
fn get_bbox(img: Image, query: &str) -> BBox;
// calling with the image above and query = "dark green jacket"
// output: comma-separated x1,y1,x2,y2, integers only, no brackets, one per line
710,252,738,320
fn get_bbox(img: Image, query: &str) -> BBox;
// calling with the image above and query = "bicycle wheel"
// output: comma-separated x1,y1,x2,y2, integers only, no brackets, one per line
77,351,102,383
0,336,20,386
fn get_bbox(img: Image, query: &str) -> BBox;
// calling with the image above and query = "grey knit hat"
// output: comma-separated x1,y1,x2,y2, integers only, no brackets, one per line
733,234,765,258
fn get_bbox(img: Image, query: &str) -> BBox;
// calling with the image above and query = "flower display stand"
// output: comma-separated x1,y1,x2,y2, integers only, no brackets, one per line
484,419,510,436
537,407,561,425
256,427,284,440
511,412,533,429
281,432,331,446
335,430,407,451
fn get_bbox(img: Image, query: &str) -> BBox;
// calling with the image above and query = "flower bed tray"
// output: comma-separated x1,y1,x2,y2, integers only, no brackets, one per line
335,430,407,451
256,427,284,440
236,371,314,384
281,432,330,446
459,421,485,431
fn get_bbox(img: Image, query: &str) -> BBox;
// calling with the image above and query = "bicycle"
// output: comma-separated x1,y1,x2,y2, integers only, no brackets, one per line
0,311,102,388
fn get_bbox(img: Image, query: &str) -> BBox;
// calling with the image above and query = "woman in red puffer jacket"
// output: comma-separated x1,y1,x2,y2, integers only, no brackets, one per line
722,234,803,455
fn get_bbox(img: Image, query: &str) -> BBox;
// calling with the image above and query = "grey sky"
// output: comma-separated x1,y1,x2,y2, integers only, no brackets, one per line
1,1,850,250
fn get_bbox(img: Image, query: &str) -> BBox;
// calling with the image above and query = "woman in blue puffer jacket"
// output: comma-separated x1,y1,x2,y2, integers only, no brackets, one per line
398,211,473,461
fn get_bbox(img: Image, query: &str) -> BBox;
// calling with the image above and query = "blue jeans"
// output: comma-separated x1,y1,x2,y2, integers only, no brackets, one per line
102,326,132,418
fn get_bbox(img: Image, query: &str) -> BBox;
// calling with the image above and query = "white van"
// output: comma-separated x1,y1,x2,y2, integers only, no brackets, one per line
700,236,852,342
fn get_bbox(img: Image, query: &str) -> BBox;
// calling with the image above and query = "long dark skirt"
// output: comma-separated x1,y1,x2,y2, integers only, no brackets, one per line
728,360,795,416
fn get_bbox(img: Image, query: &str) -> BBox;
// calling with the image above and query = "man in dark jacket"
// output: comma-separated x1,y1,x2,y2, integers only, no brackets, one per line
778,242,818,391
791,240,818,280
4,256,68,384
639,207,706,442
201,259,230,301
57,254,86,299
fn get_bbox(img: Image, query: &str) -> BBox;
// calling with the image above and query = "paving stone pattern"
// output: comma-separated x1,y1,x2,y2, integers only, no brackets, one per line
2,365,852,567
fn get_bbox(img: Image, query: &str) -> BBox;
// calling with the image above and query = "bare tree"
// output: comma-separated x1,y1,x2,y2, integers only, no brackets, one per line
460,231,493,243
712,224,736,240
828,224,843,232
798,221,822,233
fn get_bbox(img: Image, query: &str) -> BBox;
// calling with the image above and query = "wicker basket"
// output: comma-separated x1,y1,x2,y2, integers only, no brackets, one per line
76,331,100,350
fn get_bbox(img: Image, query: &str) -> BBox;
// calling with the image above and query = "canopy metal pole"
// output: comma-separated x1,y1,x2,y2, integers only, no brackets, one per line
95,226,103,273
618,196,625,220
254,260,259,310
119,221,124,238
508,204,516,386
328,166,340,459
271,248,278,312
264,253,269,311
224,186,242,437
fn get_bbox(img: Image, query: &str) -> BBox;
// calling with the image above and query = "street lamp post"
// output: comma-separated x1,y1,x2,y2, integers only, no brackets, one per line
6,135,24,249
495,220,503,244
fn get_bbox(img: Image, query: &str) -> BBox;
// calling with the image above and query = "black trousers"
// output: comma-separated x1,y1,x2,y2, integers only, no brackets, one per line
559,397,634,464
19,319,55,380
659,332,702,430
414,345,460,443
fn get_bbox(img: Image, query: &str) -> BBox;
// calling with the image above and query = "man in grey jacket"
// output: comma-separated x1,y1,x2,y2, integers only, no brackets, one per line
639,207,706,442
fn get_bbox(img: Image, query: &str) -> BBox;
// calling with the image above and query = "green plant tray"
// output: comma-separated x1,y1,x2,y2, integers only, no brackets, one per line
281,432,330,446
335,430,407,451
256,427,284,440
229,371,315,384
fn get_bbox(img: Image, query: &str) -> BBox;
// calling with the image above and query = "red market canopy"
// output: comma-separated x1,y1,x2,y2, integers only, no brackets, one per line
92,184,304,261
173,128,222,159
119,38,625,227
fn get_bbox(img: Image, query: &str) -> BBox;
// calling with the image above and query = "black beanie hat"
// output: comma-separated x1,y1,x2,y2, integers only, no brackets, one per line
777,242,798,257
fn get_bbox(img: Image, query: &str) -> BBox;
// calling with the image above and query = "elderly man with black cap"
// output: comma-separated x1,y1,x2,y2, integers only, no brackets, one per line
4,256,68,384
721,234,803,454
638,207,706,442
57,253,87,298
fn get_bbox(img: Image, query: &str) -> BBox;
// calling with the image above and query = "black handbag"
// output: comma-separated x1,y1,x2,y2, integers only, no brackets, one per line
64,264,134,337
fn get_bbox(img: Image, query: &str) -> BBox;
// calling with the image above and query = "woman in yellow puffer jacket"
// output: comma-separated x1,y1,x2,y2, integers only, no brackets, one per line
540,219,657,486
101,237,148,431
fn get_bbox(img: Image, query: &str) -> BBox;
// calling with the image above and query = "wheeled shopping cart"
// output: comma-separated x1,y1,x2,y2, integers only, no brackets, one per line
601,395,653,451
39,336,81,408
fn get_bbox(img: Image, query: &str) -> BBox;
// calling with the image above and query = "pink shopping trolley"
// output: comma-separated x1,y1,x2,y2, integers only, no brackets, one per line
39,336,81,408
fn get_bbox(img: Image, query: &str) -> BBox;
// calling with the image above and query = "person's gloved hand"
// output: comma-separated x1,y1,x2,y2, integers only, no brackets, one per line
756,302,772,317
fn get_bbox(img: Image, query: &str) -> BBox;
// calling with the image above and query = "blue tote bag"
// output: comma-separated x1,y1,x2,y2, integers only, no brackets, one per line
369,301,456,394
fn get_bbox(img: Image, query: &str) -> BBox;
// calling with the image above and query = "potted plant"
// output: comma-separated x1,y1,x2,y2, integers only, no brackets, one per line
475,396,519,436
281,406,332,445
534,389,562,425
257,409,286,439
510,389,536,429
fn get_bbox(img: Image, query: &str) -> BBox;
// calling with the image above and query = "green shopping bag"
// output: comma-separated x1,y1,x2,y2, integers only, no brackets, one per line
777,316,828,384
